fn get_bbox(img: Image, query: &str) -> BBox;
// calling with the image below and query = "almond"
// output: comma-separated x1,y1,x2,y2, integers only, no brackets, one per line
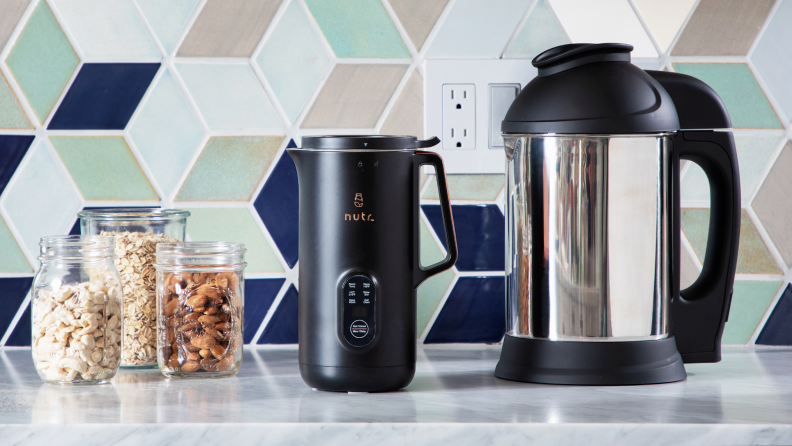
186,295,207,308
186,351,200,361
184,312,202,322
191,334,216,350
181,321,198,332
183,341,199,352
181,360,200,372
198,315,220,324
196,285,219,298
200,358,218,372
216,322,231,332
204,306,219,315
210,344,226,358
199,349,211,358
167,353,179,369
164,298,179,315
217,355,235,371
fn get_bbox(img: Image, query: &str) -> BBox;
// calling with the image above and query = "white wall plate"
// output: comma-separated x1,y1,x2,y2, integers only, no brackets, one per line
425,59,537,173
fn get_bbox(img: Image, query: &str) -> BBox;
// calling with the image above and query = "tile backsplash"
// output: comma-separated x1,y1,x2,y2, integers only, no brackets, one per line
0,0,791,347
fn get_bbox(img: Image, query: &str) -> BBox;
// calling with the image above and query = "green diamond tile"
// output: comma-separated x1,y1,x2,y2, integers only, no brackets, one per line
0,72,32,129
305,0,410,58
672,64,782,129
423,174,504,201
49,136,158,201
136,0,200,54
722,280,782,345
0,215,31,273
183,207,284,273
5,1,79,124
681,208,781,275
505,0,570,59
418,217,454,337
175,136,284,202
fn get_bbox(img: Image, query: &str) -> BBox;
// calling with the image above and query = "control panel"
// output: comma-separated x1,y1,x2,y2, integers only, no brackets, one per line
341,274,376,347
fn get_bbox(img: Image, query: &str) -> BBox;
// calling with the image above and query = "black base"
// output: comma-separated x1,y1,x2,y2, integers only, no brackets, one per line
495,335,687,385
299,363,415,392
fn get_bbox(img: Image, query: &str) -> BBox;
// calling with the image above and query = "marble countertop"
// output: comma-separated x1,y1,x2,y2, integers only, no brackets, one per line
1,345,791,445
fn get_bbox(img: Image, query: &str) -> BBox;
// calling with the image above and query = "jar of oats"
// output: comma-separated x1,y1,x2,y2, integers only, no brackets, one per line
79,208,189,368
32,235,123,384
155,242,246,378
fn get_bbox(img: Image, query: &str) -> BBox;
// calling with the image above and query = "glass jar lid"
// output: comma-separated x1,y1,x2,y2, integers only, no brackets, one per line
78,207,190,221
39,235,115,261
155,242,247,269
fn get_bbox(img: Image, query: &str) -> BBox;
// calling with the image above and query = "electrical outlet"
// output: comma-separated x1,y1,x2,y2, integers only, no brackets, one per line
426,60,537,173
442,84,475,149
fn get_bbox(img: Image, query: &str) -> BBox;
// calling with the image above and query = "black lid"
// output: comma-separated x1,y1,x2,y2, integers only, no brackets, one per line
299,135,440,150
502,43,680,134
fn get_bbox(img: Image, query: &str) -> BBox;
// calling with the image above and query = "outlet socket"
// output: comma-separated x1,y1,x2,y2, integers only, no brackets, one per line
442,84,475,149
425,59,537,173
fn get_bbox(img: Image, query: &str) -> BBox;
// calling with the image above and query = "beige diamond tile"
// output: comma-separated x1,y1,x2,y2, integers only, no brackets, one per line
301,64,408,129
388,0,449,51
752,141,792,267
380,70,422,137
671,0,775,56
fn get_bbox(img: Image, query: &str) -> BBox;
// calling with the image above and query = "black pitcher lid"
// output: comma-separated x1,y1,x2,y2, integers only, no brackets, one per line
501,43,680,134
299,135,440,150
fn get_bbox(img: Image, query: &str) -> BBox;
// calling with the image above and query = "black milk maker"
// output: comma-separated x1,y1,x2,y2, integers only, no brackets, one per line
495,43,741,385
289,135,458,392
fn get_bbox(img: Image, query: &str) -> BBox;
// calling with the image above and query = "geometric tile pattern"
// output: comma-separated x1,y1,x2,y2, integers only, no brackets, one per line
672,64,782,129
756,284,792,346
5,1,79,124
424,276,506,343
681,209,781,275
2,0,792,347
253,143,300,269
128,69,204,198
0,277,32,346
388,0,449,51
304,0,410,58
175,135,284,202
48,63,160,130
505,0,569,59
258,285,298,344
423,204,505,272
49,0,159,58
254,0,331,124
177,0,281,58
671,0,775,56
751,0,792,124
50,136,159,201
243,278,285,344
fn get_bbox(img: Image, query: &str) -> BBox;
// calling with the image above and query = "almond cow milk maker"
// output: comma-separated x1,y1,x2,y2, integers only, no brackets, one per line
289,136,457,392
495,44,741,385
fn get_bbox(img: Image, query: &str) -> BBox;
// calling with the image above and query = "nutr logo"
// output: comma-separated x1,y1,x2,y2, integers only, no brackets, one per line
345,193,374,222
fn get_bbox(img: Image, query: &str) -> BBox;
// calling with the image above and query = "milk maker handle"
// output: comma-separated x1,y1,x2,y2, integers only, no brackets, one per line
412,151,457,288
650,71,741,364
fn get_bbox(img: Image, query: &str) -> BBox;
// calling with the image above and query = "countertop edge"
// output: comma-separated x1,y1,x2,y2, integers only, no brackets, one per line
2,423,791,446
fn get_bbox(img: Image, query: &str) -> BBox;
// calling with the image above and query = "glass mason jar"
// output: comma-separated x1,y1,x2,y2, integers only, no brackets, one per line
79,208,189,368
155,242,246,378
31,235,123,384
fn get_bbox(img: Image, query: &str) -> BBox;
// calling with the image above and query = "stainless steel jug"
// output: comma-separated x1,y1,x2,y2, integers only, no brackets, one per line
495,44,741,385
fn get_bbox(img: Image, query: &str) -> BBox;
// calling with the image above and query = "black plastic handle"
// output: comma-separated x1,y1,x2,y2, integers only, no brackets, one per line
672,131,740,363
413,151,457,288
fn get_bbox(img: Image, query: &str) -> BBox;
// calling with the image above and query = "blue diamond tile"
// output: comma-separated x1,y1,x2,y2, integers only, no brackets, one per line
756,284,792,346
424,276,505,343
244,278,286,344
48,63,160,130
254,140,299,268
0,135,34,197
258,284,298,344
422,204,504,272
1,277,32,346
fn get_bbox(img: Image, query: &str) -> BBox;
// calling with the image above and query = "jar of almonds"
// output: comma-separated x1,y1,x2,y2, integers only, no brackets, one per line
79,208,189,369
154,242,246,378
31,235,123,384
